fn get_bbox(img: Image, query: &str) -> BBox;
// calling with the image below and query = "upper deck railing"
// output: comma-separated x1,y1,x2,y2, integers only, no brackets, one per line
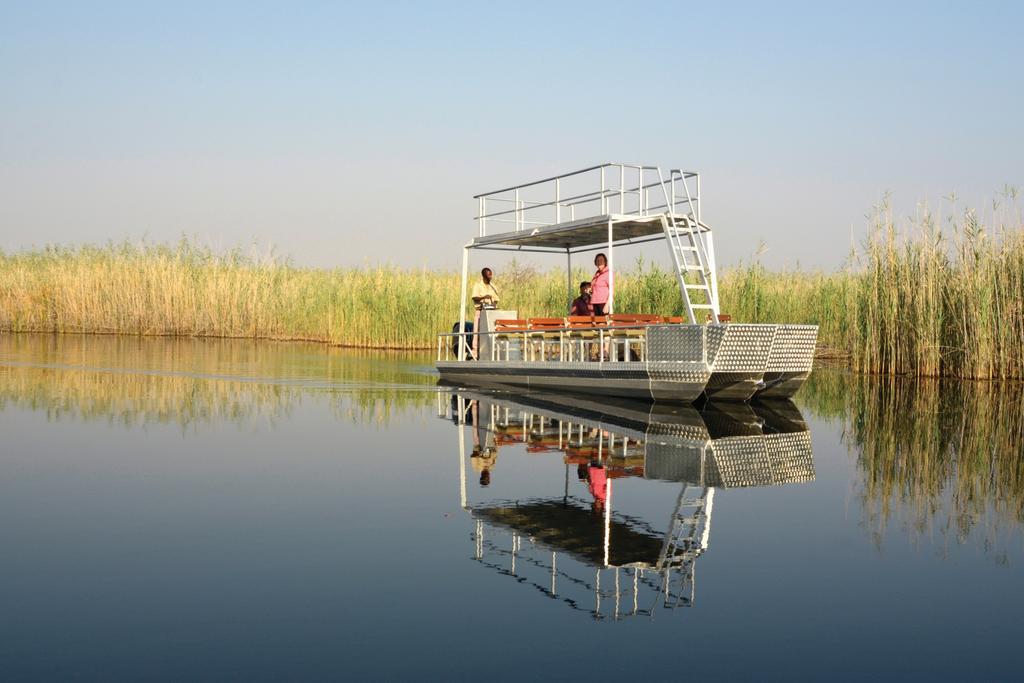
474,163,702,238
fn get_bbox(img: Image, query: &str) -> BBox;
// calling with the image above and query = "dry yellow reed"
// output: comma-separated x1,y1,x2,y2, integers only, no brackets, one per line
1,194,1021,377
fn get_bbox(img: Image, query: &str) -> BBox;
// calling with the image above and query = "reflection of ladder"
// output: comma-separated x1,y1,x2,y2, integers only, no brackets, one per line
656,484,714,606
659,169,719,324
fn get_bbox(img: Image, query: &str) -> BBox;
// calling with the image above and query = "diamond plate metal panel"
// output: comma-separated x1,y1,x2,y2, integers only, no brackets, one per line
643,443,706,483
763,432,816,483
707,324,776,372
647,362,710,384
645,422,712,441
705,325,726,362
647,325,706,363
706,431,815,488
765,324,819,372
706,438,772,487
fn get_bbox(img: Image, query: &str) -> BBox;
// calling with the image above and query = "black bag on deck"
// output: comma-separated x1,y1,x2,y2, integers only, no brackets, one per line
451,321,474,358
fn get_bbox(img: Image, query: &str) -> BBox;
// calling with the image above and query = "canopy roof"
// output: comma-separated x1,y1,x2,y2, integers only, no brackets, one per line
472,498,664,568
468,213,709,253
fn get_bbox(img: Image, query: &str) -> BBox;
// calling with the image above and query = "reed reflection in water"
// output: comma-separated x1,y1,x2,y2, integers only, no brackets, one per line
800,369,1024,559
1,334,1023,677
0,332,436,428
2,332,1021,558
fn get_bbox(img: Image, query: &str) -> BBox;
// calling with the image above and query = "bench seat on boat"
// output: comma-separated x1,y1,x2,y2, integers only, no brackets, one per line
493,319,528,360
608,314,662,360
525,317,567,361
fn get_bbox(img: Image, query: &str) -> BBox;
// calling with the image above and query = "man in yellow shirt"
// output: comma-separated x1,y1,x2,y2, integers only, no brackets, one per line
470,267,499,358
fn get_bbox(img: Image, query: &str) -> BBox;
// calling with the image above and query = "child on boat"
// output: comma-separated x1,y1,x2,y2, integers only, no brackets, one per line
570,281,593,316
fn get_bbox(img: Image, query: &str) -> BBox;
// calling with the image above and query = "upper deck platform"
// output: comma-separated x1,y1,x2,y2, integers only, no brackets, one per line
470,163,708,253
471,212,711,252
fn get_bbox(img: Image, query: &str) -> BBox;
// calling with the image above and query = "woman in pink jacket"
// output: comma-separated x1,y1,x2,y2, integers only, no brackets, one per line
590,253,611,315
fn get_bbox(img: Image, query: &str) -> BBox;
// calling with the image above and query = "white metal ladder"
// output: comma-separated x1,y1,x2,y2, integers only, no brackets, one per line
659,485,714,570
655,479,714,607
659,169,719,324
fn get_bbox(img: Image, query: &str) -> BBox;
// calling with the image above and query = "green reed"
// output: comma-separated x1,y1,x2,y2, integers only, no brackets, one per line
1,194,1021,377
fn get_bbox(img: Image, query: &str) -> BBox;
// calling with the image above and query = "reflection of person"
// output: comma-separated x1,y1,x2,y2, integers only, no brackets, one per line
472,450,496,486
587,461,607,511
469,399,497,486
570,281,593,316
450,394,470,425
470,268,500,358
590,254,611,316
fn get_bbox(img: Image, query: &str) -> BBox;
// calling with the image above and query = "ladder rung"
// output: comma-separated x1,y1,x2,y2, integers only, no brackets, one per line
690,304,715,309
674,245,699,252
684,283,711,290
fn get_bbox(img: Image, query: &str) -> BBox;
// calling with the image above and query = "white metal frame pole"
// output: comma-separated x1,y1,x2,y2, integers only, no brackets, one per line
566,248,573,313
603,477,612,567
700,487,715,550
555,178,560,224
607,218,614,314
705,231,720,314
695,173,702,223
458,406,467,509
457,245,470,360
619,165,624,213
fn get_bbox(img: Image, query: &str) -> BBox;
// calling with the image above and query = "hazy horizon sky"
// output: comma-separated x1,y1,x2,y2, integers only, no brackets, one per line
2,1,1021,271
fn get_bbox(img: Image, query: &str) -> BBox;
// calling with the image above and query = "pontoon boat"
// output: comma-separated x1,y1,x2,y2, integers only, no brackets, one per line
436,164,817,402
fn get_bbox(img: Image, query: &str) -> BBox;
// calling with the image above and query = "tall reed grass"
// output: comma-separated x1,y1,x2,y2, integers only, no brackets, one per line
1,195,1021,377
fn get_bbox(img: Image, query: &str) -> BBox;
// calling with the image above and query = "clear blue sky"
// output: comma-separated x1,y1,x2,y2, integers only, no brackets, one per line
1,1,1021,270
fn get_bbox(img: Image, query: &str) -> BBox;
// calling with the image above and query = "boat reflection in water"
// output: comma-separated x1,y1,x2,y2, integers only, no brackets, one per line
440,389,815,620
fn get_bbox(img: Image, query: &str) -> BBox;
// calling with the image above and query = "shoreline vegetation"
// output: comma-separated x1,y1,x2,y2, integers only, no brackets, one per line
1,196,1022,378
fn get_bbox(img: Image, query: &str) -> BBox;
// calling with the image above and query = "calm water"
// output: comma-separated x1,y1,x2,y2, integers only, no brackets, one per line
1,333,1022,681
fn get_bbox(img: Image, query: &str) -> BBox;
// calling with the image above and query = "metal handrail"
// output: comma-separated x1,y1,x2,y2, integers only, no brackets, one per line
473,163,701,238
477,181,685,220
474,163,650,199
436,322,670,363
437,322,657,338
474,163,697,200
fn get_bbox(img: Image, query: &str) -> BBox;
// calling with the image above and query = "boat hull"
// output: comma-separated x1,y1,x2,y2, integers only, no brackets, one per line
443,387,814,488
437,323,818,403
752,324,819,399
436,361,709,402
